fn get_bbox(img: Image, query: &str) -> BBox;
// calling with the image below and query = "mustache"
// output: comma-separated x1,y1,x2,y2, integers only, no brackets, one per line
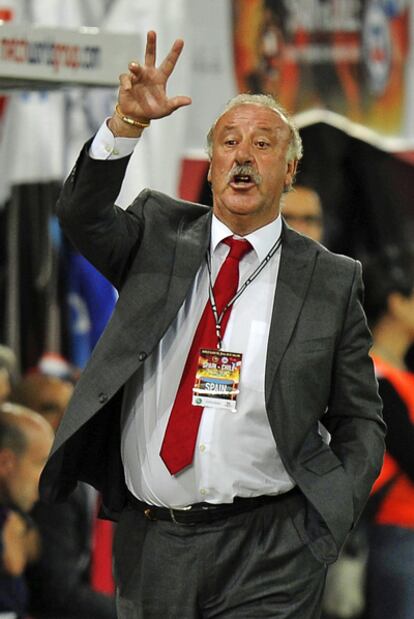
227,164,262,185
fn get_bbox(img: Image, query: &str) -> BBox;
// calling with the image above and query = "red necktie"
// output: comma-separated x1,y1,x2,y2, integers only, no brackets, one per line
160,237,252,475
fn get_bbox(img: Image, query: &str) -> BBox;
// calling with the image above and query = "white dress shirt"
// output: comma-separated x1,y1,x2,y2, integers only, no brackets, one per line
90,122,295,508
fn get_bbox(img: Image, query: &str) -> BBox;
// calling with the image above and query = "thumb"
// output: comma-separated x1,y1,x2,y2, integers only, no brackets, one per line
168,95,192,114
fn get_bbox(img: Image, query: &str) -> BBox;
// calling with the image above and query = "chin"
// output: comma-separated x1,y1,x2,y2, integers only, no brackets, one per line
225,198,260,214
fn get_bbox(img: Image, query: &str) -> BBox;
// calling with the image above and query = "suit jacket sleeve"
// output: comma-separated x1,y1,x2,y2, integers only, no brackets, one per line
324,260,385,521
57,141,145,290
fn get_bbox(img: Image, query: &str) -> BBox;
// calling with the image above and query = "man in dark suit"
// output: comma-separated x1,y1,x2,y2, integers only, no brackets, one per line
40,31,385,618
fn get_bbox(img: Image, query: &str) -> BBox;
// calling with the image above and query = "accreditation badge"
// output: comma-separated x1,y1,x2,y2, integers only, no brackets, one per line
192,348,242,412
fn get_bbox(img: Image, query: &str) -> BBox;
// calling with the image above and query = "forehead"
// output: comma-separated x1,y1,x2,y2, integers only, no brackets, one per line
214,104,290,136
21,427,53,462
40,381,72,403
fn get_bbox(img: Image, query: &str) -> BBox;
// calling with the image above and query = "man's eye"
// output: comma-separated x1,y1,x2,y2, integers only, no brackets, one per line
224,139,237,146
256,141,269,148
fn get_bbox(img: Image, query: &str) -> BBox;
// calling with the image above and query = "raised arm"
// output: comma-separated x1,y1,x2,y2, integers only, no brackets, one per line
57,31,192,288
108,30,192,138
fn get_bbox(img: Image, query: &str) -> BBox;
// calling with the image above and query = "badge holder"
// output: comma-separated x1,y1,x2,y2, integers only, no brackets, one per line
192,349,242,412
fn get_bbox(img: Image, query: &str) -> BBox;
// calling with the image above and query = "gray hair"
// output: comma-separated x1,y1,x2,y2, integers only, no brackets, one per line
206,93,303,162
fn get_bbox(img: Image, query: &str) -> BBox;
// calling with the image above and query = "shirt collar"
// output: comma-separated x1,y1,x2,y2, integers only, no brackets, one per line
211,214,282,262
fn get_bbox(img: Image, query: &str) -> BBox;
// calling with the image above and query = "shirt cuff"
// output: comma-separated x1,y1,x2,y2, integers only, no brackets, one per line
89,119,140,160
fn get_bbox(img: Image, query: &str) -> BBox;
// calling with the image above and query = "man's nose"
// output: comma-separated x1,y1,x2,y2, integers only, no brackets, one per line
235,141,253,165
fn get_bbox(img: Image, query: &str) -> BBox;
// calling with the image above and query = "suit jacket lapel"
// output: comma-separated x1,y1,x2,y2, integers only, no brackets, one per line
161,209,212,333
265,224,320,404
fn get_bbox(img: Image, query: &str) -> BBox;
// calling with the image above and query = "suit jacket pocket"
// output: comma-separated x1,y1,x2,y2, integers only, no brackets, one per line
297,335,335,353
301,448,343,476
298,445,354,557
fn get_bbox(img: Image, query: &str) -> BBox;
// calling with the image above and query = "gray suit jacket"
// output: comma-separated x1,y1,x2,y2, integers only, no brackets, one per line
40,143,385,563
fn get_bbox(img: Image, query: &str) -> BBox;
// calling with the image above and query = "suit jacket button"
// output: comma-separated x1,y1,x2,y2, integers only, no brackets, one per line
138,352,147,361
98,392,108,404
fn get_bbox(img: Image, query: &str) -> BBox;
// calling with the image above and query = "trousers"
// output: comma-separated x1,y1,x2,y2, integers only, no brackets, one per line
113,489,327,618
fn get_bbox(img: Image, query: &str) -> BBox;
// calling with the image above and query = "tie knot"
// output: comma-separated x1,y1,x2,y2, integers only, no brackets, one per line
223,237,252,262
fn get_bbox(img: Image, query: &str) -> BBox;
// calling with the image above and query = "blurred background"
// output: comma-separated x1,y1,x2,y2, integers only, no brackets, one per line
0,0,413,374
1,3,414,619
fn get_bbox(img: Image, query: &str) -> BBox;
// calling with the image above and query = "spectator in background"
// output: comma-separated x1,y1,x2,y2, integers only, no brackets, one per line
11,373,117,619
281,184,324,243
361,250,414,619
0,402,53,618
35,352,80,385
12,374,73,435
0,345,17,405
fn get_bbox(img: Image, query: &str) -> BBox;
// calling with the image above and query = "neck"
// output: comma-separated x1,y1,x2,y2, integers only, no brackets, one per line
372,317,411,370
213,212,278,236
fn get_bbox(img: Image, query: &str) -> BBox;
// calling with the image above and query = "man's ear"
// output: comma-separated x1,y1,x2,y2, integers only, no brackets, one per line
207,163,212,183
0,448,17,476
284,159,298,192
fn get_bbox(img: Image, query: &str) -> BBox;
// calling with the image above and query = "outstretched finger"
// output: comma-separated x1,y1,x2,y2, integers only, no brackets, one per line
160,38,185,78
144,30,156,67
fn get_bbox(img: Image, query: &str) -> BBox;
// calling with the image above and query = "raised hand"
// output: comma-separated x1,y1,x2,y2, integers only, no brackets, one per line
116,30,191,125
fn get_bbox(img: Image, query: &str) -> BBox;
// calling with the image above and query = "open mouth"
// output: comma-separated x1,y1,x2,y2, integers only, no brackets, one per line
232,174,253,184
229,174,257,190
228,165,261,189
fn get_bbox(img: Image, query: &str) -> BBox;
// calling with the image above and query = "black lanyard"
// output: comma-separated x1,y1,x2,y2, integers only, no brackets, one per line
206,233,282,349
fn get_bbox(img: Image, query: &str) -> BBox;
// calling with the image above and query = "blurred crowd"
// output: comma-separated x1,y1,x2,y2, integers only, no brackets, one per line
0,348,117,619
1,184,414,619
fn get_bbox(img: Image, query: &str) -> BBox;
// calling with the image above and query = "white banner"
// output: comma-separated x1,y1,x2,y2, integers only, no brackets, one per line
0,23,141,87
